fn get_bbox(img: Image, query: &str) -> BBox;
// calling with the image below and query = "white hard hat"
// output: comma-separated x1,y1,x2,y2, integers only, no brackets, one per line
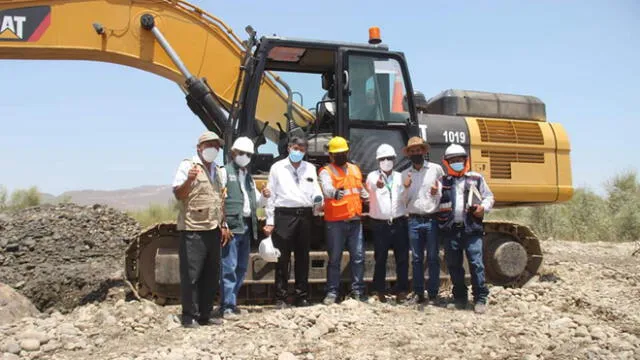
376,144,397,159
444,144,467,159
231,136,255,154
258,236,281,262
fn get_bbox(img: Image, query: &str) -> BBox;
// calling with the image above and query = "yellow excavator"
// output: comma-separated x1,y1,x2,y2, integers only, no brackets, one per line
0,0,573,304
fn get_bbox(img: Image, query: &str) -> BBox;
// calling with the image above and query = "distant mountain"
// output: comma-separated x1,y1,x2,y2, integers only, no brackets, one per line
42,185,174,211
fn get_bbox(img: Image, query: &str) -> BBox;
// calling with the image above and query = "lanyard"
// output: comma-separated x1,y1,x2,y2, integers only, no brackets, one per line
381,171,394,222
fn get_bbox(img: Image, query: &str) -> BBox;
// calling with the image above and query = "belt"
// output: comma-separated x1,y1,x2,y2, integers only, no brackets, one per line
370,216,406,225
409,213,437,220
275,207,312,216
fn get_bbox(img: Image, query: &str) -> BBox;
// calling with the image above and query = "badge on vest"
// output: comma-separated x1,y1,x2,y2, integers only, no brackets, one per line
229,175,237,182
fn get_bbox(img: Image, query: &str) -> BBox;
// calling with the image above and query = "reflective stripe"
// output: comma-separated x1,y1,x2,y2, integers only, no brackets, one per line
343,189,352,195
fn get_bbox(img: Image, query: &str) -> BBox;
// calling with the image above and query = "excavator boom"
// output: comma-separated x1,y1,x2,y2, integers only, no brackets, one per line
0,0,312,140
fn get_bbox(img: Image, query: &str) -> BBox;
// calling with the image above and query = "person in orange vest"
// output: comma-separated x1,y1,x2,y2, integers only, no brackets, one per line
318,136,369,305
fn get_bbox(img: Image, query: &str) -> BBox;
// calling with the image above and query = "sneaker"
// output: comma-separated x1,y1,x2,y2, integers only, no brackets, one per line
222,309,240,321
275,300,288,309
322,293,337,305
474,302,487,314
406,293,426,305
350,292,368,302
294,298,310,307
371,293,387,303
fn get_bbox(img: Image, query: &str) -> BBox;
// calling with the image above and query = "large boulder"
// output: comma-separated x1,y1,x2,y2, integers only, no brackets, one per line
0,282,40,325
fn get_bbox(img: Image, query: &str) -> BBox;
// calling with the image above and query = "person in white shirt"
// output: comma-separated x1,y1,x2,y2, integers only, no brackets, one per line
365,144,410,303
218,137,270,319
401,136,444,305
171,131,231,328
263,136,323,308
437,144,494,314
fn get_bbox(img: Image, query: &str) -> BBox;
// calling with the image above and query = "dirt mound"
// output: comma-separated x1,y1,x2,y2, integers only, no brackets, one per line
0,203,140,313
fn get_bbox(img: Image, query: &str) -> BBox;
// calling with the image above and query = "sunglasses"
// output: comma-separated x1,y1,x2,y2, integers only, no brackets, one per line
378,157,395,161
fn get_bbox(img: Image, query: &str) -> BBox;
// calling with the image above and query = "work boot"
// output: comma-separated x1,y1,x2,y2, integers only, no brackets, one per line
322,293,337,305
197,317,223,326
294,298,310,307
474,302,487,314
181,319,200,329
453,298,468,310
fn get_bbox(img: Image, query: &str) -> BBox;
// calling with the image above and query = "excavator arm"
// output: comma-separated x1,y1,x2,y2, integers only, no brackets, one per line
0,0,312,142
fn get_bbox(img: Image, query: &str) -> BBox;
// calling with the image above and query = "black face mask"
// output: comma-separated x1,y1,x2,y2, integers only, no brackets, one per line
410,154,424,165
333,153,348,166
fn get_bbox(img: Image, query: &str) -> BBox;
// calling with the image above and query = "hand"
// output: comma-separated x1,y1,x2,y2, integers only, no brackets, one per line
221,227,232,246
263,225,274,236
403,172,412,188
334,188,345,200
472,205,485,218
430,181,439,196
261,186,271,198
187,164,199,182
376,174,385,189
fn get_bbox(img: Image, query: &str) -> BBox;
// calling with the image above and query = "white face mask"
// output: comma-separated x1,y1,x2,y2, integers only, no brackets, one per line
201,147,218,163
234,154,251,168
379,159,394,172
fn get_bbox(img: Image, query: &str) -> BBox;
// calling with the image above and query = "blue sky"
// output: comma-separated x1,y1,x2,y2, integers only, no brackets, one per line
1,0,638,196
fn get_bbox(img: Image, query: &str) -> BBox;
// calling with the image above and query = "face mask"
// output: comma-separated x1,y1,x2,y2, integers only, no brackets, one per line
450,162,465,172
379,159,394,172
201,147,218,163
333,153,348,166
289,149,304,163
410,154,424,165
234,154,251,168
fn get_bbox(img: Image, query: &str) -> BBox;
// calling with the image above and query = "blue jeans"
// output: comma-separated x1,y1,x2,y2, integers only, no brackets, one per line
220,223,251,311
408,216,440,298
325,220,365,296
370,218,409,294
444,230,489,304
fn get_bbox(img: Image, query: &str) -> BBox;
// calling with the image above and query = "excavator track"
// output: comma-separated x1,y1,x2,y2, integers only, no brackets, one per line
124,219,543,305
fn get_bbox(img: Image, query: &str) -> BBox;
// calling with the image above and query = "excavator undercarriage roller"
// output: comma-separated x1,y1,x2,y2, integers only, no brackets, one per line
124,219,543,304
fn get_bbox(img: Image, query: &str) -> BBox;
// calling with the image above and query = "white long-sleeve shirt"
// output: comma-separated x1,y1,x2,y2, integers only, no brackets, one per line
265,158,324,225
401,161,444,215
365,170,406,221
452,172,495,222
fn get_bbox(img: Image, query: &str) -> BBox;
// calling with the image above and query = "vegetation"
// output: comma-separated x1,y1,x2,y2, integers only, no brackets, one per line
2,171,638,242
488,171,640,242
127,200,180,228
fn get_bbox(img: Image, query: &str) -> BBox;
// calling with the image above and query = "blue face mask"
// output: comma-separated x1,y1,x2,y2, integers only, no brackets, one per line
289,149,305,163
450,162,465,172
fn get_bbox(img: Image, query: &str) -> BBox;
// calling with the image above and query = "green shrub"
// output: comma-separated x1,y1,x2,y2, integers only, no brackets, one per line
128,200,179,228
9,186,41,210
0,185,7,211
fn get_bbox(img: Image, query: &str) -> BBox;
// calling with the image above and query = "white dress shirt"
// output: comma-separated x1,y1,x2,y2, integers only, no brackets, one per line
365,170,406,221
265,158,324,225
402,161,444,215
453,172,495,222
172,155,223,188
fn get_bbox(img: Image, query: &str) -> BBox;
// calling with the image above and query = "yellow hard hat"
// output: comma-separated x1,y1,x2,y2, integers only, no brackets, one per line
327,136,349,153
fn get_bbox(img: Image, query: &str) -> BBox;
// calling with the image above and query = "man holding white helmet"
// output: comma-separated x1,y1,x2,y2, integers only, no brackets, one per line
365,143,410,302
172,130,231,328
219,136,270,319
437,144,494,314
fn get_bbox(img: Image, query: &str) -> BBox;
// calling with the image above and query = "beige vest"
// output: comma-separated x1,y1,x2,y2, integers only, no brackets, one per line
176,160,224,231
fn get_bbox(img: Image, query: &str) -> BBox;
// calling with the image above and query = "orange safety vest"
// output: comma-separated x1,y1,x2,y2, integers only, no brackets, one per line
322,163,363,221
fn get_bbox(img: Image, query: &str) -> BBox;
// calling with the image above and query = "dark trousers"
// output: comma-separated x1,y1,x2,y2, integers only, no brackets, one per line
179,229,221,323
444,229,489,304
370,217,409,294
272,208,312,301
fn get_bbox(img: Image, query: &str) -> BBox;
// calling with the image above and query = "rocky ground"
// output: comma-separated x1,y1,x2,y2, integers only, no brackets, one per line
0,204,140,312
1,238,638,360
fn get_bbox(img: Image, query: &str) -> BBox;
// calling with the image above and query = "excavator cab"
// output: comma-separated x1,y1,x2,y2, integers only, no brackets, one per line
238,35,420,178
